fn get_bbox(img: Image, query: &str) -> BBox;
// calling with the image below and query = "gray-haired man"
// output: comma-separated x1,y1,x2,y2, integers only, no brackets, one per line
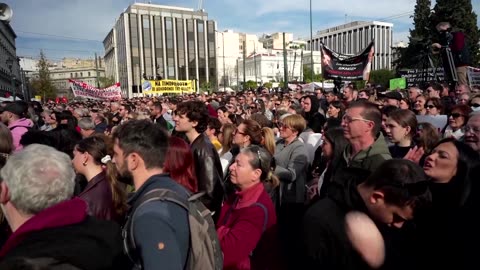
0,144,125,269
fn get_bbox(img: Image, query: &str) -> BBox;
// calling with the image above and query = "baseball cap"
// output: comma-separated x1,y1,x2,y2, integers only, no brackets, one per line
3,101,28,117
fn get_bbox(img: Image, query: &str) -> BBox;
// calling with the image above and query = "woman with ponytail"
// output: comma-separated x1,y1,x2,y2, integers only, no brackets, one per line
72,135,127,222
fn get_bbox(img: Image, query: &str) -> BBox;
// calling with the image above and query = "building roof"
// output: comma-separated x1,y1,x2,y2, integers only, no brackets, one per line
315,21,394,37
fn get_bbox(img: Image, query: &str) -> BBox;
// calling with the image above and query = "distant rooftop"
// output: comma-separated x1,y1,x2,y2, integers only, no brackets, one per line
127,2,203,13
316,21,394,36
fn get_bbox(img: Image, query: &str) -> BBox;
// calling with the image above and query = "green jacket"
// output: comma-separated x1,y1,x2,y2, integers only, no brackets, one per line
342,133,392,172
329,133,392,195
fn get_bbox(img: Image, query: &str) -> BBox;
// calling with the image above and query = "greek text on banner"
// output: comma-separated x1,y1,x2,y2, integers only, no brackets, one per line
69,79,122,100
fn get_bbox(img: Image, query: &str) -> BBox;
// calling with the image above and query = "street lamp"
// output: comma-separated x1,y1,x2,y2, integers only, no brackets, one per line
6,57,15,101
216,30,226,92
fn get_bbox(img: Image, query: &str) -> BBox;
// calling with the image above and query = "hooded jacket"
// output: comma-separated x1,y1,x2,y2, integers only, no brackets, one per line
8,118,34,151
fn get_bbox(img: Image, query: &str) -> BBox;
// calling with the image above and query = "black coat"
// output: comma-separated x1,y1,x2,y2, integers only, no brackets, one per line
302,173,412,270
302,176,370,270
0,217,127,270
190,133,225,216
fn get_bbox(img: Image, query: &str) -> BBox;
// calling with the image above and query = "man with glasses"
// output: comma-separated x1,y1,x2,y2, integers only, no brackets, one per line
330,101,391,196
465,112,480,153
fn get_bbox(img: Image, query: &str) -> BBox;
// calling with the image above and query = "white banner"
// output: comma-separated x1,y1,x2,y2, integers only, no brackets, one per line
69,79,122,100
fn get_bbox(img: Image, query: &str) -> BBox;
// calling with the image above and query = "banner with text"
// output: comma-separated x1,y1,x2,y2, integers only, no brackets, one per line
321,41,375,81
142,79,196,94
398,68,445,88
69,80,122,100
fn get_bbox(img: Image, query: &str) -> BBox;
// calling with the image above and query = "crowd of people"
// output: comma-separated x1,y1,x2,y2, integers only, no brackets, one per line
0,80,479,270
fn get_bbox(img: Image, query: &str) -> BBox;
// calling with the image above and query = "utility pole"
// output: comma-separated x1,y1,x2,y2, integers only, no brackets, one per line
236,58,239,92
283,32,288,89
222,33,226,92
243,40,246,90
310,0,314,86
95,52,100,88
253,41,257,88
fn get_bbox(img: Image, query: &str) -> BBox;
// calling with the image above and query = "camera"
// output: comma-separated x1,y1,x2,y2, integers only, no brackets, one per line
438,30,453,46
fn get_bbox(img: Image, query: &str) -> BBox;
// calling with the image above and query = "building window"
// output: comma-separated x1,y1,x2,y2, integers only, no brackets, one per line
88,72,91,76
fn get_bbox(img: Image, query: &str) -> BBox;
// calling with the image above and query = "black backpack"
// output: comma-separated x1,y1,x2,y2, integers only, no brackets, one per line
123,188,223,270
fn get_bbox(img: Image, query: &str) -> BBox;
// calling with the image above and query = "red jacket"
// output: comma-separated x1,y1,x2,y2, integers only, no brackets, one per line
216,182,281,270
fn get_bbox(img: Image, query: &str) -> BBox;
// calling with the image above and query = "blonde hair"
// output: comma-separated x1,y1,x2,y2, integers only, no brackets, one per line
281,114,307,134
261,127,276,156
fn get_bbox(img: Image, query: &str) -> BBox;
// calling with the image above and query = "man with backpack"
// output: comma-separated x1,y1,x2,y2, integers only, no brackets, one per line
112,120,222,270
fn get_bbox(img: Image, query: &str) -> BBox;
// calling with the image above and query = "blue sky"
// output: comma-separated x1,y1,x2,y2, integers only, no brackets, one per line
5,0,480,61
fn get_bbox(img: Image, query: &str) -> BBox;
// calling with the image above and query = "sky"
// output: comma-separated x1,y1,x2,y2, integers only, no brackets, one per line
5,0,480,61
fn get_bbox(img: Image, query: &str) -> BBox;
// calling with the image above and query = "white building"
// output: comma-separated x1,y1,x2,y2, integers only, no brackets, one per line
19,57,39,73
236,50,305,85
215,30,261,88
307,21,394,70
103,3,218,98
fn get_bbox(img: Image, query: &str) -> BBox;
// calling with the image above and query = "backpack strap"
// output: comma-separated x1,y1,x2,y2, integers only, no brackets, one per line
249,203,268,258
124,188,190,268
251,203,268,233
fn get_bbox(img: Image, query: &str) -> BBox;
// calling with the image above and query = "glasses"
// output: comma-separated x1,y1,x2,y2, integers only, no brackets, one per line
449,113,465,118
234,129,246,135
471,103,480,108
425,105,436,109
342,115,372,124
275,103,281,106
278,122,290,129
465,126,480,133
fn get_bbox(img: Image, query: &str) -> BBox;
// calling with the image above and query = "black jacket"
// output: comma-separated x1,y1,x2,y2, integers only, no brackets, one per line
153,115,169,131
0,217,126,270
190,133,224,216
302,174,370,270
303,168,416,270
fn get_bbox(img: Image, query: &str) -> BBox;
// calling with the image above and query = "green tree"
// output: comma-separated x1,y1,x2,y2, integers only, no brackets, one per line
200,80,212,93
99,76,115,88
430,0,480,65
303,66,323,82
394,0,432,70
30,50,56,99
263,82,273,89
244,80,257,90
369,69,396,87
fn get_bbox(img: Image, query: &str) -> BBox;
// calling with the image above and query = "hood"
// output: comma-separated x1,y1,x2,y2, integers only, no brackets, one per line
8,118,34,128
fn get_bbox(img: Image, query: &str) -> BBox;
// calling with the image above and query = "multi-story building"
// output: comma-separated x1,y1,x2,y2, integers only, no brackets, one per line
0,20,20,98
30,64,105,98
49,67,105,98
236,49,308,85
307,21,394,70
215,30,261,89
259,32,293,50
103,3,217,97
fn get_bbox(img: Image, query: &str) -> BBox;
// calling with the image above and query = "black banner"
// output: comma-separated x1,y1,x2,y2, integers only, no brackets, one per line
321,41,375,81
398,67,445,88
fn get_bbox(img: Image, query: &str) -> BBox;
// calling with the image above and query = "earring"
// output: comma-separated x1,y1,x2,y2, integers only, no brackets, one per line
83,161,87,166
